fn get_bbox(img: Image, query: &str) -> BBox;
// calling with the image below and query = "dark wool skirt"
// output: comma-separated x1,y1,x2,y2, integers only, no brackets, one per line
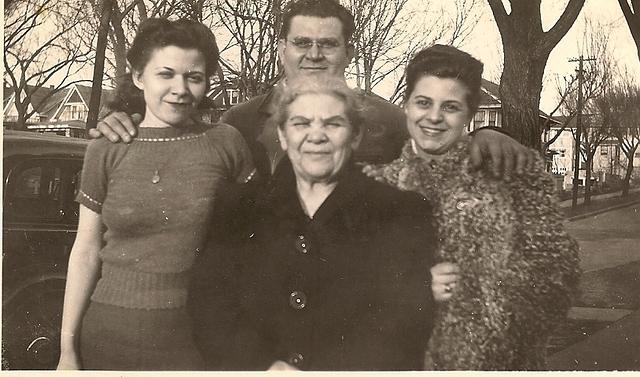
80,301,204,370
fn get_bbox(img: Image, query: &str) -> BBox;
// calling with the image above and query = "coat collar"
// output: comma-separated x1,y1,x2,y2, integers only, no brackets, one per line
262,156,368,230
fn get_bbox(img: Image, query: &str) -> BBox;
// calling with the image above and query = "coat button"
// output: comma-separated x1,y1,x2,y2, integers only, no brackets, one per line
456,199,471,210
289,291,307,309
288,352,304,367
295,235,308,254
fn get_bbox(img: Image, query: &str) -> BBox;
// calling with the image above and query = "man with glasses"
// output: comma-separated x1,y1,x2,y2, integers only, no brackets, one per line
93,0,533,179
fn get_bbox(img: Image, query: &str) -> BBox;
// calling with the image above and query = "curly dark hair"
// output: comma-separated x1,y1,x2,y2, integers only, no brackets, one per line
109,18,219,115
405,44,484,113
279,0,355,44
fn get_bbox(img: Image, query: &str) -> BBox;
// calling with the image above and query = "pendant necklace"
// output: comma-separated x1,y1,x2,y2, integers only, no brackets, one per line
149,143,178,185
151,151,175,184
135,131,204,185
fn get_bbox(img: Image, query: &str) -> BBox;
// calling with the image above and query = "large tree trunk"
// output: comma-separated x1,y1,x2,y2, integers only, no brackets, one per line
499,46,547,150
487,0,585,150
110,3,128,81
618,0,640,61
86,0,114,131
16,103,27,131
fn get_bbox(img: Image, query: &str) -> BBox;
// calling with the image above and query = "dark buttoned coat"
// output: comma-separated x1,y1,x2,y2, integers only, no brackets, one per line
232,159,436,370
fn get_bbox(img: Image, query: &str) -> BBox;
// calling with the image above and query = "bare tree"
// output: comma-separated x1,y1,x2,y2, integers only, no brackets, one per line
597,77,640,196
542,74,579,155
348,0,417,94
618,0,640,61
86,0,115,130
73,0,190,89
210,0,282,100
385,0,482,103
486,0,585,150
577,110,611,204
4,0,93,130
544,20,612,154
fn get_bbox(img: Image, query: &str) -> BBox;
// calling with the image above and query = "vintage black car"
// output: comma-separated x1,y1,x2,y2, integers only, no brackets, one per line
2,130,88,370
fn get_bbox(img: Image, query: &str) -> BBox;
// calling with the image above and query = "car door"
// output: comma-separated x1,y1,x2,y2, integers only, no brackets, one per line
2,156,84,370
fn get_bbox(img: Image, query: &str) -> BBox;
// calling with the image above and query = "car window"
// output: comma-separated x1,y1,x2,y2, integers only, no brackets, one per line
4,158,83,225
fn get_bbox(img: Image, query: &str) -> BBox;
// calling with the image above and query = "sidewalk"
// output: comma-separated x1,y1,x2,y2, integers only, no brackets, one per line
547,309,640,370
547,191,640,371
558,187,640,209
559,188,640,221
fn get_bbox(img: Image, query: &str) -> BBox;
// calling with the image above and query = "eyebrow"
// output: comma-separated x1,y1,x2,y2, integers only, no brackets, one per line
413,95,463,104
153,67,205,74
289,116,311,122
323,115,348,123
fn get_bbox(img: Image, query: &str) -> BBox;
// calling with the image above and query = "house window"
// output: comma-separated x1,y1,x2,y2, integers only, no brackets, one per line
601,148,608,155
228,89,241,105
488,111,497,127
474,111,485,124
558,149,565,158
59,104,87,121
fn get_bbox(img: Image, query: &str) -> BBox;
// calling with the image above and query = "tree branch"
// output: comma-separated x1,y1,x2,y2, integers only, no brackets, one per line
542,0,586,53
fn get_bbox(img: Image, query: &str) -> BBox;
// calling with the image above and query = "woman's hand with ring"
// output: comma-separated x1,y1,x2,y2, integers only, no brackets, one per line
431,262,460,302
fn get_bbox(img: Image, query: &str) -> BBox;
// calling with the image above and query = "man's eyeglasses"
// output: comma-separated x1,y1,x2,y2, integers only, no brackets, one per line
287,37,342,53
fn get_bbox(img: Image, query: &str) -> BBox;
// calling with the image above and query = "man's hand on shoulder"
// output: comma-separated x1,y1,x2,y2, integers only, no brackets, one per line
88,112,142,143
469,128,535,180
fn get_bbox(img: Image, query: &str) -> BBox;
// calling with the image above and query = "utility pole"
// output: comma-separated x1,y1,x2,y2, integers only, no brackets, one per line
569,55,596,209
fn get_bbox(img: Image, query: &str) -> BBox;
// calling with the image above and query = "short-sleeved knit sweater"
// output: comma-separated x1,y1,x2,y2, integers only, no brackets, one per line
77,123,255,309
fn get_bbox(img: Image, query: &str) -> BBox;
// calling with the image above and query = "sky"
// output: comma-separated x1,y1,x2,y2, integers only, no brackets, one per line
8,0,639,115
439,0,640,113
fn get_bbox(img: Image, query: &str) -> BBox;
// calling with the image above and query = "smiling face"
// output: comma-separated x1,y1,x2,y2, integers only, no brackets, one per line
277,92,361,184
278,15,354,82
133,45,207,128
404,75,473,155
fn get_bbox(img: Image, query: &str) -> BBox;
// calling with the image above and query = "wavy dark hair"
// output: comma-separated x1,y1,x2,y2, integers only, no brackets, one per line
279,0,355,44
405,44,484,113
109,18,219,115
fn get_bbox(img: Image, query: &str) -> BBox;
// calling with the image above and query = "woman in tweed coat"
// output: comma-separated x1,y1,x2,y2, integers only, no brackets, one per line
364,44,580,370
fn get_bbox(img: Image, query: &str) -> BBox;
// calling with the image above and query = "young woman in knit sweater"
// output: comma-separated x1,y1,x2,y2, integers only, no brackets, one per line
57,19,255,370
364,45,580,370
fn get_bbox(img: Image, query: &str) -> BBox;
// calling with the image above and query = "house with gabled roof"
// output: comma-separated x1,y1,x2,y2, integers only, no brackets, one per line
202,78,249,123
3,83,114,138
469,78,559,132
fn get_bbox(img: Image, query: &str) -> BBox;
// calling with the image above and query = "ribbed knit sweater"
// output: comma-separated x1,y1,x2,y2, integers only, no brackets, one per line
77,123,255,309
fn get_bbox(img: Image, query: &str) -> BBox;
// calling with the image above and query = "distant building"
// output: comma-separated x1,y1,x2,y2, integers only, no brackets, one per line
547,116,640,190
203,79,248,123
3,84,114,138
469,79,558,132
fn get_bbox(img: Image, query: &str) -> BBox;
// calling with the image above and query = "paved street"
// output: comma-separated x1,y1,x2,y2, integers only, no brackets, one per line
566,203,640,272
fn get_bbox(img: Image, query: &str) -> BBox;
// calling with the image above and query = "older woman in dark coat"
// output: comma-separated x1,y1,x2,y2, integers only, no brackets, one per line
230,77,437,371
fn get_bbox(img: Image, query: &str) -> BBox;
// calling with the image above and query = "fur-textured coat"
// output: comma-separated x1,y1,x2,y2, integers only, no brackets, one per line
364,138,580,370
